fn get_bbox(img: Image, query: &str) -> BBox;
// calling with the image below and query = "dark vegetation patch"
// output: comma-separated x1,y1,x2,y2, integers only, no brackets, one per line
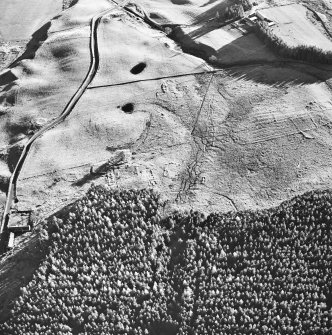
5,115,42,139
7,145,23,173
5,118,29,137
130,62,147,75
72,151,125,187
10,22,51,66
62,0,79,10
0,187,331,334
254,21,332,64
171,0,191,5
121,103,135,114
224,0,252,20
0,71,17,88
0,175,9,193
168,26,217,61
167,26,330,85
0,83,18,107
0,91,16,107
51,44,74,59
150,13,162,20
0,234,46,322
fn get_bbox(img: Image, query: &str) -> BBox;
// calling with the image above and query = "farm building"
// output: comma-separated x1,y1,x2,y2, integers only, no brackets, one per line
7,232,14,250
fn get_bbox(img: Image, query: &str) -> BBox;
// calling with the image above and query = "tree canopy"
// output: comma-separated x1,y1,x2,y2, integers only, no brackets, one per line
0,186,331,334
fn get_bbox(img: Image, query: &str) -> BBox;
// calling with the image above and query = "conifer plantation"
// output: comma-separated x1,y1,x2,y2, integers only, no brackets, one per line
1,187,331,334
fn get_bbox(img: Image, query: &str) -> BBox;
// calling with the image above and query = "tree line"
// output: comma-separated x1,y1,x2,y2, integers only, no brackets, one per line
0,186,331,334
254,20,332,64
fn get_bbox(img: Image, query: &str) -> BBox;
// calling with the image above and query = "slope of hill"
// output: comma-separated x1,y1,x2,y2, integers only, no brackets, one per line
0,0,62,41
0,187,331,334
0,0,64,73
0,0,332,333
257,4,332,52
0,0,111,205
0,0,331,222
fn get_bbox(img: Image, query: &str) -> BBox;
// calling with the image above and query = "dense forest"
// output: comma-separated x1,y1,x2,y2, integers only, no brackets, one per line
0,186,331,334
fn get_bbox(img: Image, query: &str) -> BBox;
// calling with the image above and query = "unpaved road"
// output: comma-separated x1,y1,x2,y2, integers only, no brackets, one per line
2,1,332,235
0,6,117,234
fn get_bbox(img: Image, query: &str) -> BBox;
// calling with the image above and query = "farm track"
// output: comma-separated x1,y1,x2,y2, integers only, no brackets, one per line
2,0,332,234
113,2,332,203
86,2,332,90
0,5,118,234
88,59,332,90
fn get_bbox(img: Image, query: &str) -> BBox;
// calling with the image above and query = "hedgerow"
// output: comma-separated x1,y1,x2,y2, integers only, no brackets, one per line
0,186,331,334
223,0,252,21
254,21,332,64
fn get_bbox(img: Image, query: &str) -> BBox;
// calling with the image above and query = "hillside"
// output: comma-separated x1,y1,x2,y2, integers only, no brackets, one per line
0,0,331,333
0,187,331,334
0,0,330,223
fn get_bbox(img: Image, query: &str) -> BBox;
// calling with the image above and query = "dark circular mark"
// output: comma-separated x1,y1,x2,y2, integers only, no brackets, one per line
122,103,134,114
130,62,147,75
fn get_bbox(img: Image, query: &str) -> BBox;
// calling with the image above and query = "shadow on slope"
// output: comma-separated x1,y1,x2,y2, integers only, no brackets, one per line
0,234,45,322
9,22,51,68
168,25,217,60
0,71,18,89
7,145,24,173
169,27,332,86
0,83,18,107
201,0,220,6
0,21,52,96
0,196,78,322
72,162,111,187
187,19,226,40
192,0,231,24
171,0,191,4
68,0,79,8
73,152,125,187
223,64,332,87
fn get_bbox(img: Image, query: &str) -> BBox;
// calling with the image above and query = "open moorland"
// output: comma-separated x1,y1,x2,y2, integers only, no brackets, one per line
0,0,331,333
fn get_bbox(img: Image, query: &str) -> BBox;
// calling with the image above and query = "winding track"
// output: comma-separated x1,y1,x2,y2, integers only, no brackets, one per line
0,6,116,234
2,2,332,235
87,3,332,90
0,0,174,236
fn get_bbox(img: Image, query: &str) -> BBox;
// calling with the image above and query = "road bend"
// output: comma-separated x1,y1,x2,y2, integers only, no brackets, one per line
0,6,115,234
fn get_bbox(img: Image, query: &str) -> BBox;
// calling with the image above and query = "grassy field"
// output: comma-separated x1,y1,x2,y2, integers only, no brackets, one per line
0,0,332,331
135,0,231,25
0,0,62,41
91,11,208,88
0,0,111,209
14,6,204,218
257,4,332,51
2,0,332,218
